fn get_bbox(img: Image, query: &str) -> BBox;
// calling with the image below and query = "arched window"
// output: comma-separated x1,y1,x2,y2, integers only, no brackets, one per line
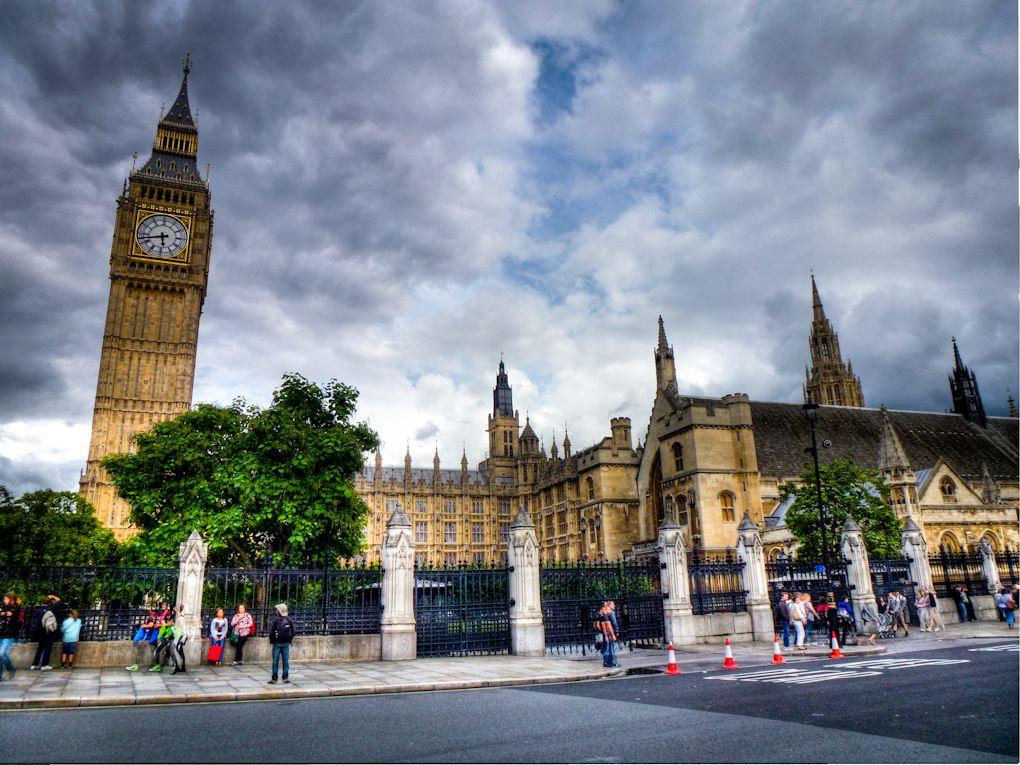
940,477,956,503
980,532,1000,551
939,531,962,552
672,442,684,472
676,494,689,526
719,492,736,523
585,476,595,501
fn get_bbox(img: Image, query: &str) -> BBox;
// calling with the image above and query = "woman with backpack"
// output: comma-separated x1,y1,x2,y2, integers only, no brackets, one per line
30,596,61,671
267,603,295,684
229,604,255,666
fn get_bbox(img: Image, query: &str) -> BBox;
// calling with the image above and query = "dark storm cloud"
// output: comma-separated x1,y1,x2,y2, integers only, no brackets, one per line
0,0,1015,493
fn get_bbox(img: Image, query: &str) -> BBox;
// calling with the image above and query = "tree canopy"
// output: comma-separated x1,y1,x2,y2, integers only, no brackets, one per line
0,486,121,565
780,459,902,561
106,374,379,568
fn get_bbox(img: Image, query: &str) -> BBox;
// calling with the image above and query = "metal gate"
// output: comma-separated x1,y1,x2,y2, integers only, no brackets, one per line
414,565,510,657
766,558,852,638
540,561,664,654
870,558,918,626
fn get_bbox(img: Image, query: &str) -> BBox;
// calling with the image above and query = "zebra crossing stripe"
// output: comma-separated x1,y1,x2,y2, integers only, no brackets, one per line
969,644,1020,652
830,658,970,670
706,668,880,683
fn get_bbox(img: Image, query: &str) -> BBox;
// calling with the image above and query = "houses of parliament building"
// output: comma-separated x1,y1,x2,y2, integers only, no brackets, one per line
81,59,1019,560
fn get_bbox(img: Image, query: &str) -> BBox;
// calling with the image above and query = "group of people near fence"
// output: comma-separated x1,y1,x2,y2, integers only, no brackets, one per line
0,592,84,678
774,592,849,650
996,585,1018,628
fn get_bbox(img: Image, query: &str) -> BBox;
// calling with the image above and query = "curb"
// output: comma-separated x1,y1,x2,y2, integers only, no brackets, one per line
6,668,622,711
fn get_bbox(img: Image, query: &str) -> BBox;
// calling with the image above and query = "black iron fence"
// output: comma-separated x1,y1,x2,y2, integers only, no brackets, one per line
414,563,510,657
0,565,178,641
201,564,382,637
928,550,989,597
995,551,1019,587
688,549,747,615
540,560,663,653
869,558,918,625
766,558,852,639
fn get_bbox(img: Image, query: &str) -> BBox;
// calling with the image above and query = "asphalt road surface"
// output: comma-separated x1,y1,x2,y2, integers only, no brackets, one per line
2,641,1016,763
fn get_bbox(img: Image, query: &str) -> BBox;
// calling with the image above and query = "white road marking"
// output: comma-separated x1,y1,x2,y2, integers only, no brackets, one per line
827,658,970,670
969,644,1020,652
706,668,881,684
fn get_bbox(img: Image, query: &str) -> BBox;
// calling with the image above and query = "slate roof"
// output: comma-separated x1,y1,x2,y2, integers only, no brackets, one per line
136,151,204,184
748,402,1018,481
358,465,512,488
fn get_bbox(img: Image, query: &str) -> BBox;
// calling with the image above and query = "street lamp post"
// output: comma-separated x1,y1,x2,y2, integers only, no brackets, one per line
802,402,831,586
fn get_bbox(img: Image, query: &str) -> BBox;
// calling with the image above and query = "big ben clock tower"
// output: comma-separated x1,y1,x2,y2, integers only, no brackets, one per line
80,55,214,538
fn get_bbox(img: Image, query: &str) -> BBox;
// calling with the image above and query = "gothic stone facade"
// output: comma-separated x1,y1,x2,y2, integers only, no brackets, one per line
80,58,213,539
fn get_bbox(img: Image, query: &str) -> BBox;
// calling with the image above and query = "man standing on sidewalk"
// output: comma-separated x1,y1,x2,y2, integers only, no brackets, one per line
595,604,618,668
267,603,295,684
774,592,792,649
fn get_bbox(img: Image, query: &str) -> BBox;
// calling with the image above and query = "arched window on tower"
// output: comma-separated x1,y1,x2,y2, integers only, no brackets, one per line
676,494,689,526
672,442,683,473
940,477,956,504
585,476,595,501
719,492,736,523
821,339,830,359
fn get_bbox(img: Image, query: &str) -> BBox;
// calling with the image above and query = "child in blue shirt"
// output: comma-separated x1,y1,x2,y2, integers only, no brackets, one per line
60,609,82,669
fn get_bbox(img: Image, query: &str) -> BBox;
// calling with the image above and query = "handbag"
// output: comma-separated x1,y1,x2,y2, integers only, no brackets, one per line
229,631,239,646
208,643,223,663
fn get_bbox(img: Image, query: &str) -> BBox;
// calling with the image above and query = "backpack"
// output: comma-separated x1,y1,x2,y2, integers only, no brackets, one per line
41,610,58,634
273,617,294,642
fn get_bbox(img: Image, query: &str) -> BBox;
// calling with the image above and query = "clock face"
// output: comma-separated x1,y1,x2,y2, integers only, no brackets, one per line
136,214,188,259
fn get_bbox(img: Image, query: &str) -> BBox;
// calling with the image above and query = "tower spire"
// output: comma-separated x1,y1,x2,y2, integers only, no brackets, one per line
654,315,677,391
1008,390,1018,418
493,358,514,417
948,337,986,427
803,274,864,407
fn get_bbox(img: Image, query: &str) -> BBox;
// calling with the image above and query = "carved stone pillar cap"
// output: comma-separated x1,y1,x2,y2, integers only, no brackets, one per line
510,508,535,529
658,515,681,531
737,511,759,534
386,506,412,529
901,516,922,533
842,514,861,533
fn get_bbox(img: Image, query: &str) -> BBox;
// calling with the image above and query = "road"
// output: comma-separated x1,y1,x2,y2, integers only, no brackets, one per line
2,641,1016,763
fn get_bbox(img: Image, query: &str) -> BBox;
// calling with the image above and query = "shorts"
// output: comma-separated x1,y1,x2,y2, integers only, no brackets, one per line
62,642,77,655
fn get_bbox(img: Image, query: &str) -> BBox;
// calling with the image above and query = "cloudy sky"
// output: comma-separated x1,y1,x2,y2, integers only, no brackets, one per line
0,1,1016,496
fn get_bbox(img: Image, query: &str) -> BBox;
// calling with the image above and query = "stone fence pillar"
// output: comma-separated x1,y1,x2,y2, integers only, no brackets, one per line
736,513,774,642
900,516,934,590
978,539,1002,593
657,517,696,646
176,530,208,666
380,507,417,660
841,515,877,633
507,509,544,656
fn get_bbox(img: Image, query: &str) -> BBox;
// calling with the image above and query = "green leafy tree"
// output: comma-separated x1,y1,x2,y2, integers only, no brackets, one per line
780,459,902,562
0,486,121,565
106,374,379,568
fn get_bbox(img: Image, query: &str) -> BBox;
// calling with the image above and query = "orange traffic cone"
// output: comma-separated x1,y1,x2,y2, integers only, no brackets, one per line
770,635,787,665
828,631,845,659
722,637,739,669
664,644,681,675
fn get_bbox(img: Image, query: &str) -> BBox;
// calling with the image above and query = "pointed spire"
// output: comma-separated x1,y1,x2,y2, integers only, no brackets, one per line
842,514,861,533
980,463,1000,505
878,405,911,473
951,336,963,370
162,53,196,129
737,510,759,534
461,446,468,470
657,315,669,352
1009,390,1018,418
948,337,986,427
433,445,440,465
493,357,514,417
811,272,826,323
654,315,677,391
550,430,559,459
562,424,571,457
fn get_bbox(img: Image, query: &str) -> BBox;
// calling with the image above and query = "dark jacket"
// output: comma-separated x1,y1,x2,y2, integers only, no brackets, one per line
0,604,21,639
775,600,791,621
267,616,295,645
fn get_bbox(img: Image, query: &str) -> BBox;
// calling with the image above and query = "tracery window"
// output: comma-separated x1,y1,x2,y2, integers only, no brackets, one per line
940,477,956,503
672,442,684,472
719,492,736,523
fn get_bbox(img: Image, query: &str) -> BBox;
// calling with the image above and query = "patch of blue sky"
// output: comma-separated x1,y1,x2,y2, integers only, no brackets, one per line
530,38,605,127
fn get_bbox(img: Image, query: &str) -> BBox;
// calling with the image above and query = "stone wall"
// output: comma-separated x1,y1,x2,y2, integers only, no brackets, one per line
937,594,998,624
10,634,381,669
689,612,755,644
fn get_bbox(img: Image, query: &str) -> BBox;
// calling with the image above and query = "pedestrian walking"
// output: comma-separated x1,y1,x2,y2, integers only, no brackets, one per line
888,591,910,637
267,603,295,684
926,589,944,631
774,592,792,648
836,597,855,646
915,589,932,631
30,596,62,670
606,600,620,642
167,607,188,675
997,587,1016,629
208,607,228,666
860,601,880,645
60,609,82,669
788,593,807,650
229,604,255,666
961,587,978,622
0,592,21,681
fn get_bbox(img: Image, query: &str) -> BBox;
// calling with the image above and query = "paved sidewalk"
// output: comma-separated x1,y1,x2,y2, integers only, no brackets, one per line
0,655,621,710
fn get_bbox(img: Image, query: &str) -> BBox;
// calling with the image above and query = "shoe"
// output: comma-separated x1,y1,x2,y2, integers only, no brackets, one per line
170,669,179,675
230,661,238,666
29,665,38,670
283,679,290,684
40,666,52,671
269,679,278,684
7,668,14,680
148,665,162,672
126,664,139,671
